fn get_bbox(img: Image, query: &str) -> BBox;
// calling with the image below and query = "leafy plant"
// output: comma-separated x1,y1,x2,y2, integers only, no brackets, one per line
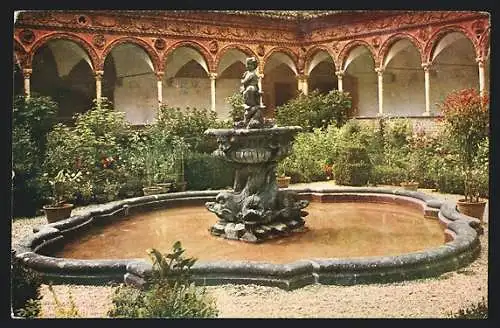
43,169,88,206
107,241,218,318
11,250,42,318
47,284,81,318
333,143,372,186
225,91,245,123
184,152,234,190
448,298,487,319
275,89,351,131
439,88,489,202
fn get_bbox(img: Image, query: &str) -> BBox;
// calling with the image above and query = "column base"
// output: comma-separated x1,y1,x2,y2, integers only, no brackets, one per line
422,111,431,117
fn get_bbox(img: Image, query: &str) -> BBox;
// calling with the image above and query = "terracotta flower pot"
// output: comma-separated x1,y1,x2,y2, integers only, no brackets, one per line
276,176,291,188
43,203,74,223
155,182,172,194
457,199,487,222
400,181,419,191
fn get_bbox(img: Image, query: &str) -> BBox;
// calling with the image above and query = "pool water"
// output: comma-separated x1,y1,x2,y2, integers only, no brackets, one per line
55,202,445,263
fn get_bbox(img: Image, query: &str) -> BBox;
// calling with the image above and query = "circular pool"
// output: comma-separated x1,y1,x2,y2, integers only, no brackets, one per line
14,187,483,290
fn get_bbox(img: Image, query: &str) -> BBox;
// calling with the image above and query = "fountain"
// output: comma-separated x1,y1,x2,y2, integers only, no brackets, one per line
205,57,309,243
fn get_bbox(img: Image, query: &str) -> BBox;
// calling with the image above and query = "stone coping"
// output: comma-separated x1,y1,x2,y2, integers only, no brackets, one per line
13,187,482,290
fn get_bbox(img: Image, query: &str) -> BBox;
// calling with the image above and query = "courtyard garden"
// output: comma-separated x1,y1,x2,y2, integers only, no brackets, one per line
11,88,489,318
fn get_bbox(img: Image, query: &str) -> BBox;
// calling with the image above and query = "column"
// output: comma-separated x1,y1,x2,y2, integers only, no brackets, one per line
335,70,344,92
297,74,309,95
23,68,32,98
209,72,217,111
476,57,486,97
156,71,164,109
422,63,431,116
375,67,384,115
95,70,104,106
258,72,264,106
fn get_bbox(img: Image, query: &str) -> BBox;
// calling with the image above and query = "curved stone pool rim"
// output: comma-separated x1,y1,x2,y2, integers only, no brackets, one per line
13,187,483,290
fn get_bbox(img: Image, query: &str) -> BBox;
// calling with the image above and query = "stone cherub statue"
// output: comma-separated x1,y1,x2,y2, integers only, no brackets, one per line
235,57,265,129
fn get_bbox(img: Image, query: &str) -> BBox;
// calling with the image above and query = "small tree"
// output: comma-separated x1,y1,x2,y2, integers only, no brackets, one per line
439,89,489,202
275,89,351,131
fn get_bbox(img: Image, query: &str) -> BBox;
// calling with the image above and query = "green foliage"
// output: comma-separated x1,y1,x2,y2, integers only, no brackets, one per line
439,89,489,201
285,126,338,182
47,284,81,318
275,89,351,131
43,169,90,206
43,98,133,203
448,298,487,319
108,242,218,318
225,92,245,123
333,144,372,186
11,250,42,318
157,105,230,153
371,165,407,186
12,95,58,216
184,152,234,190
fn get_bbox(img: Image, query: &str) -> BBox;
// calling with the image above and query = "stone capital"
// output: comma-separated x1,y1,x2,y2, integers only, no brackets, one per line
209,72,218,80
94,70,104,80
421,63,432,72
22,68,32,78
296,74,309,81
374,67,384,75
476,57,485,67
335,70,345,78
155,71,164,80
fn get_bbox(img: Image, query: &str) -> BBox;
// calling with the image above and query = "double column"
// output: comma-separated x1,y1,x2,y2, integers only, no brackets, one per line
94,70,104,106
375,67,384,116
335,70,344,92
209,72,217,111
23,69,32,98
476,57,487,97
156,71,164,109
297,74,308,95
422,63,431,116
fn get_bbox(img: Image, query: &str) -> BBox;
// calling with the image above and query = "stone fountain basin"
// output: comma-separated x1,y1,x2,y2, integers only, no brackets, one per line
13,187,482,290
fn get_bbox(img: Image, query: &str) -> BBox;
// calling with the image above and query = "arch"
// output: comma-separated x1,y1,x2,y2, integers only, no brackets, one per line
304,45,335,76
163,40,213,73
338,40,377,71
215,44,258,71
13,39,28,68
479,28,490,58
379,33,424,68
262,47,298,74
28,32,98,70
102,37,160,72
424,26,478,63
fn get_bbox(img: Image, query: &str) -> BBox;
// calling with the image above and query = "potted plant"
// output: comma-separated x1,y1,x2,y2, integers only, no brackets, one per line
42,169,83,223
440,88,489,221
276,158,291,188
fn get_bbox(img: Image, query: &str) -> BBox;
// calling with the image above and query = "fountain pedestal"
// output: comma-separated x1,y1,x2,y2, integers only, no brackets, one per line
205,127,309,243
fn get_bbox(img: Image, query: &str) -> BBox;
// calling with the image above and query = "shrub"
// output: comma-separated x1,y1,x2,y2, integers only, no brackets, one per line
285,127,337,182
12,95,58,216
157,105,230,153
11,250,42,318
184,152,234,190
108,242,218,318
225,92,245,123
333,144,372,186
439,88,489,202
43,99,133,203
275,89,351,131
371,165,407,186
448,298,487,319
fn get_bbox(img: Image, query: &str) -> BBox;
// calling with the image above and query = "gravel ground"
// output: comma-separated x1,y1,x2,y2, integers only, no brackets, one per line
11,183,488,318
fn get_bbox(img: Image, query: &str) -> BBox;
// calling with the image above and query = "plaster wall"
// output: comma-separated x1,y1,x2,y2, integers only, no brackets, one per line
384,50,425,117
346,57,378,117
114,74,157,124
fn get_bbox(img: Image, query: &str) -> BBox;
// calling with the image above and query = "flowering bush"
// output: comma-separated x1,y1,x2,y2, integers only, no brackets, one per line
439,89,489,202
